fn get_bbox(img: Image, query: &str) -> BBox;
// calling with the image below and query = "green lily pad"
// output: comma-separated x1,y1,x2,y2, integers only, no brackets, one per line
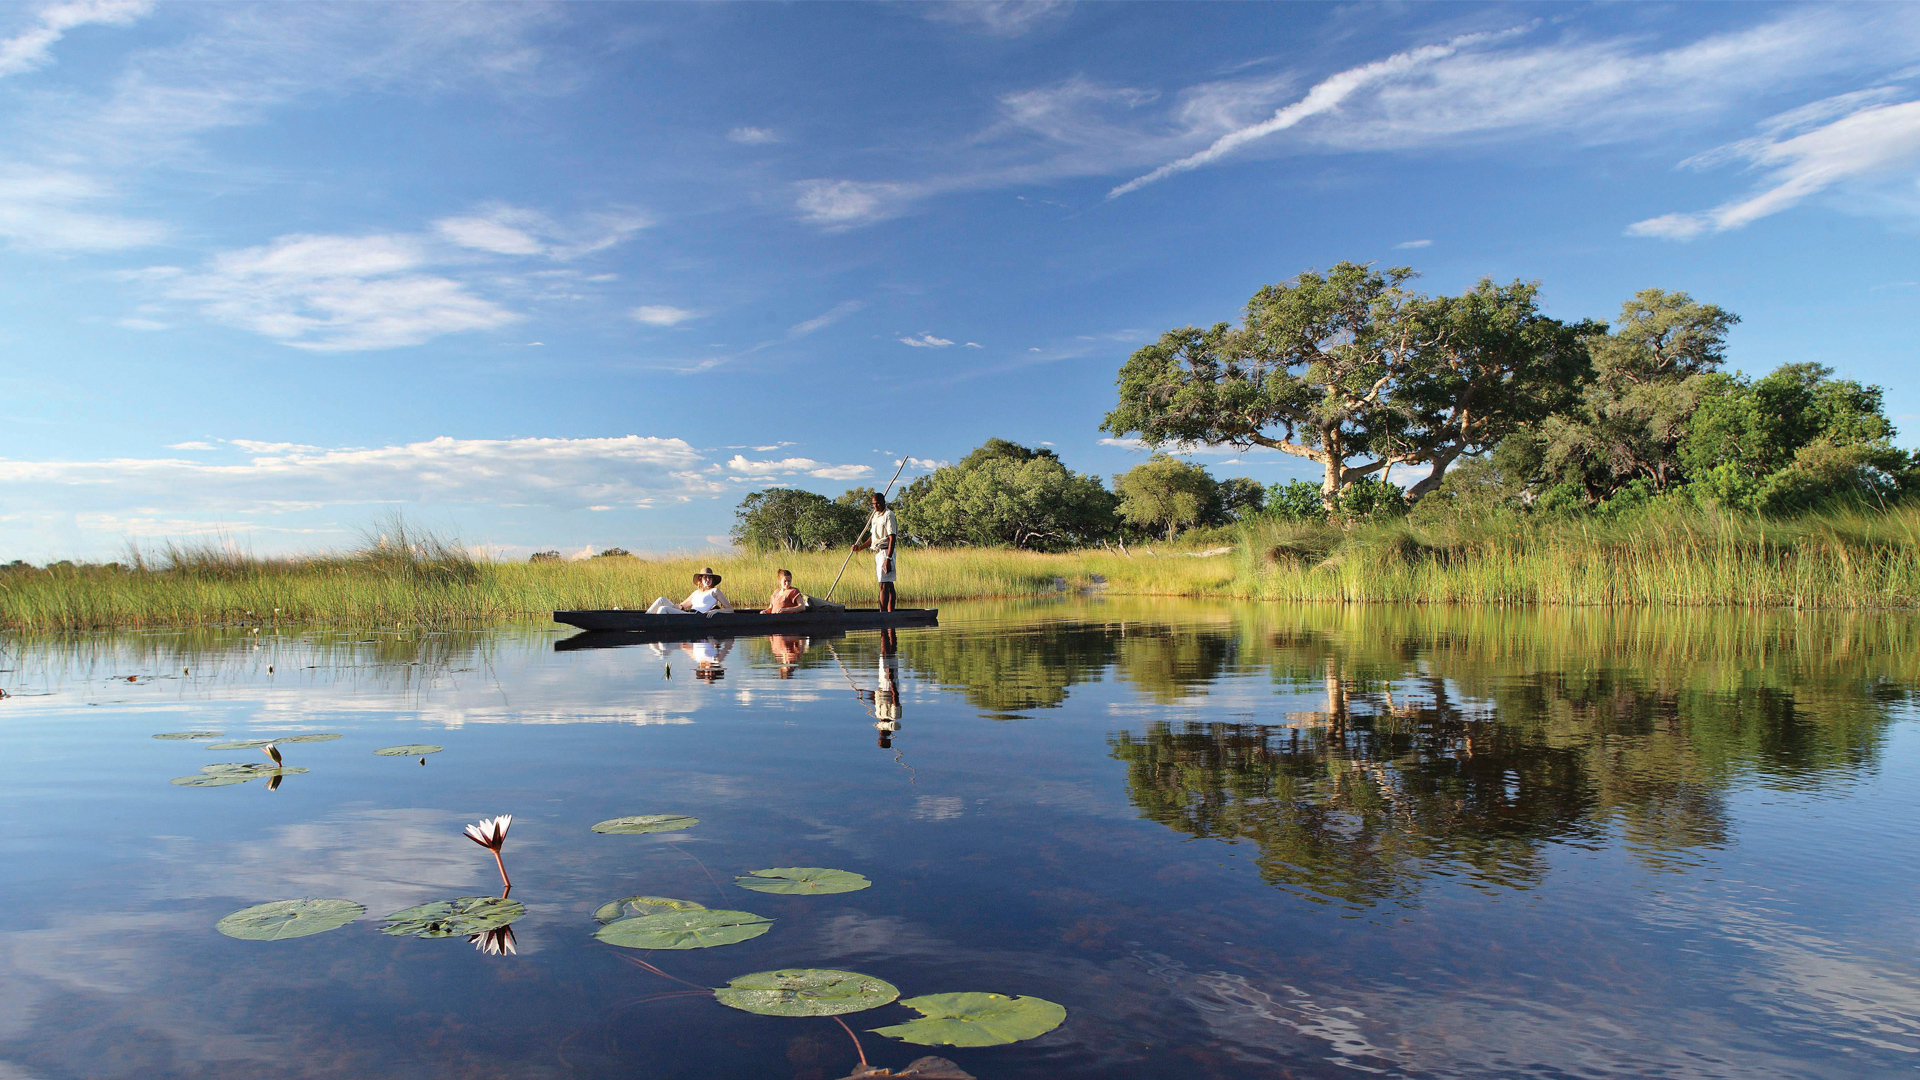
714,969,900,1017
205,739,275,750
379,896,525,938
871,993,1067,1047
591,814,699,834
593,895,706,924
734,867,871,895
374,744,443,756
276,733,342,744
153,731,224,740
216,898,365,941
201,763,309,778
594,908,772,950
170,773,249,787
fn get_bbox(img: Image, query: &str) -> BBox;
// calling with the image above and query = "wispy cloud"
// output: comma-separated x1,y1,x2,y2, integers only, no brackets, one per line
727,126,781,144
899,332,956,348
788,299,865,337
1395,239,1433,249
435,203,649,259
1631,94,1920,239
0,435,723,515
923,1,1072,38
0,0,149,78
0,165,167,251
795,180,921,228
632,304,697,327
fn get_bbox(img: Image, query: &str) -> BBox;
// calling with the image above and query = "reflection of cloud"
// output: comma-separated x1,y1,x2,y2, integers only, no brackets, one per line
911,795,964,821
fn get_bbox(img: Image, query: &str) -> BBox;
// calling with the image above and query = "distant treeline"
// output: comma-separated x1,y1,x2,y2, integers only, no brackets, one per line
737,263,1914,552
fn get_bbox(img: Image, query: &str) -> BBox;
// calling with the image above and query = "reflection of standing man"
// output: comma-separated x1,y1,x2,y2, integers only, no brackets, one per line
851,493,898,612
872,628,902,748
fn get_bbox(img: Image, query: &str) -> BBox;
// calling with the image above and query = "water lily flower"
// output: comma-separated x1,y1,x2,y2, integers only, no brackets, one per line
470,924,517,956
464,814,513,889
262,743,283,767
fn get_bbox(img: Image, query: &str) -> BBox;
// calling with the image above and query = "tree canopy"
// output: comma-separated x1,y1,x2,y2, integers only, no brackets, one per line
896,439,1117,550
730,489,864,551
1102,262,1592,510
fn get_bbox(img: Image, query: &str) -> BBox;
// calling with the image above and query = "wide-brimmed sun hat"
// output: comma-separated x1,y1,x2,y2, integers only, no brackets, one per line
696,566,723,586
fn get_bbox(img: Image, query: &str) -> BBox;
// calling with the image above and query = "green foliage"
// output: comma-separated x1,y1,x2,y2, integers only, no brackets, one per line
593,908,772,950
714,969,901,1017
896,439,1117,550
1264,480,1329,522
590,814,698,834
1114,454,1218,540
216,898,364,941
1217,475,1266,519
733,867,871,894
1104,263,1591,509
380,896,524,938
593,896,706,924
1541,289,1739,498
731,489,865,552
871,993,1067,1047
1335,478,1408,519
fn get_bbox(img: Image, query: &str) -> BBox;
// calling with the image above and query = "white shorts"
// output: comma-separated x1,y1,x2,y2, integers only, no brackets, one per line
875,550,896,584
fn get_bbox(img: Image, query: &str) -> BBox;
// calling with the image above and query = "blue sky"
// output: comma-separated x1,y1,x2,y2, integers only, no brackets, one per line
2,1,1917,560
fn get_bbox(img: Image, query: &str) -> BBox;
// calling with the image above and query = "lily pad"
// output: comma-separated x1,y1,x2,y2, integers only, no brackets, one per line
170,773,249,787
380,896,525,938
591,814,699,834
276,733,342,744
374,744,443,756
201,762,309,778
205,739,275,750
714,969,900,1017
734,867,871,895
871,993,1066,1047
594,908,772,950
153,731,224,740
216,898,365,941
593,895,706,924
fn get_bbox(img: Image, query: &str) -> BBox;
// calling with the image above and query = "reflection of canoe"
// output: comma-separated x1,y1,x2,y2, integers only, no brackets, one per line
552,607,937,641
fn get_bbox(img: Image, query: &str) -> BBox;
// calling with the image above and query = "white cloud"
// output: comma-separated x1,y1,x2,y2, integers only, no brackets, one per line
964,341,982,348
0,166,167,251
724,455,874,481
900,333,956,348
1098,436,1150,451
0,0,149,78
788,300,865,337
1631,95,1920,239
727,126,780,144
1395,239,1433,249
434,203,648,259
632,305,696,327
0,435,723,515
795,180,920,227
165,441,215,450
114,316,169,331
924,1,1072,38
1112,30,1507,197
156,233,518,351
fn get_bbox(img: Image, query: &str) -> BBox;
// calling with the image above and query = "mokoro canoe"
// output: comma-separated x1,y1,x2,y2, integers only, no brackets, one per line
552,607,938,634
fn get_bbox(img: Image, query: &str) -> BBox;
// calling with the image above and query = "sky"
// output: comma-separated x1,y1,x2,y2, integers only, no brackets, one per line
1,0,1917,560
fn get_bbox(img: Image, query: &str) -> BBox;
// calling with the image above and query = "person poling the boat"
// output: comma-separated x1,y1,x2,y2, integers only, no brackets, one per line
645,568,734,615
763,569,806,614
850,492,899,612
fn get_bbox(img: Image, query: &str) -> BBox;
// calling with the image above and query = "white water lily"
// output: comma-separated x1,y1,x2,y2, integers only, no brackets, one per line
262,743,283,767
470,924,517,956
464,814,514,891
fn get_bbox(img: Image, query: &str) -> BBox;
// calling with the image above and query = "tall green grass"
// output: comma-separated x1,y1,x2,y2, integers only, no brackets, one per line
1,504,1915,630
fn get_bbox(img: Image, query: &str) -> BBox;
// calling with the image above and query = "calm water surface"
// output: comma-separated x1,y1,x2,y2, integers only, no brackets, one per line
2,599,1918,1079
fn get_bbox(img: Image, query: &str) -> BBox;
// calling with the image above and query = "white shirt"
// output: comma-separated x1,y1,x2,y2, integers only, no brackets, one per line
870,510,897,549
687,586,721,613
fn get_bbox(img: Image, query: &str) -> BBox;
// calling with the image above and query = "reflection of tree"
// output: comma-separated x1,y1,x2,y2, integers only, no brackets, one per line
895,623,1117,718
1113,626,1239,703
1110,607,1915,907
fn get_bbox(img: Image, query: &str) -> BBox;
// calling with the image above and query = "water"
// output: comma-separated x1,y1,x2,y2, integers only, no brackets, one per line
2,599,1918,1079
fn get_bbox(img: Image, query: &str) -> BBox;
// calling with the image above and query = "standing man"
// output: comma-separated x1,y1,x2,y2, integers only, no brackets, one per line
852,492,898,612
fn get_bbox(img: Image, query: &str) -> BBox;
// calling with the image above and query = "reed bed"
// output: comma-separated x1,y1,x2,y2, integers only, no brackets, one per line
1,504,1915,631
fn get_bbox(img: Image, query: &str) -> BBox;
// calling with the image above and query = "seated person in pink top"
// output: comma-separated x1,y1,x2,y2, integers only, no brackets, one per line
763,569,807,613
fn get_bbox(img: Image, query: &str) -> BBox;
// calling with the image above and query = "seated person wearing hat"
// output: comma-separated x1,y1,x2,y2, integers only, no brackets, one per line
645,568,734,614
764,569,808,614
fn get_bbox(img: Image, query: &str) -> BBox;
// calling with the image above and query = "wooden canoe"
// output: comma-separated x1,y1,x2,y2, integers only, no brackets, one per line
552,607,938,634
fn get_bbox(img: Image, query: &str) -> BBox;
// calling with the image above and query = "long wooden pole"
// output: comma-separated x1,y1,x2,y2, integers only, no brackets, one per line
824,456,910,602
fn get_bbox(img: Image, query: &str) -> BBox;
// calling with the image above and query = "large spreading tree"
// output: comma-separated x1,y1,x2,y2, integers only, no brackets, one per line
1102,262,1591,511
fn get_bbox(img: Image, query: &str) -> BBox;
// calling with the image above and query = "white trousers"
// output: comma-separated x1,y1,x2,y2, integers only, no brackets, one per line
646,597,691,614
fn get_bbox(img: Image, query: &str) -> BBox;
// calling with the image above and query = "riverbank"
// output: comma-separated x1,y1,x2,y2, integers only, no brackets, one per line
2,505,1915,631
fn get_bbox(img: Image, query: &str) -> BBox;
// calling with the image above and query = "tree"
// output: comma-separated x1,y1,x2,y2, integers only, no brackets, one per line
1103,263,1590,511
895,439,1117,550
731,489,864,551
1682,363,1909,511
1217,476,1266,521
1541,289,1739,499
1114,454,1219,540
